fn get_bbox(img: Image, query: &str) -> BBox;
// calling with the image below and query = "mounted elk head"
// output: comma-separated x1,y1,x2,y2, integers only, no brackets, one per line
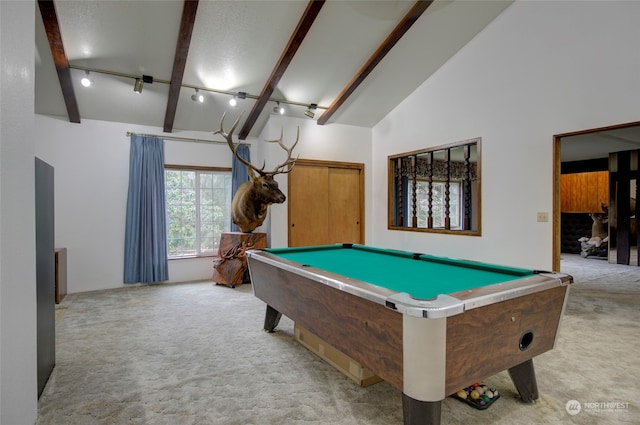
214,112,299,233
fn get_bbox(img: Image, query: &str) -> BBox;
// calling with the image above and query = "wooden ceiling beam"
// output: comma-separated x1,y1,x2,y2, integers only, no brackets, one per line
38,0,81,124
317,0,433,125
163,0,199,133
238,0,326,140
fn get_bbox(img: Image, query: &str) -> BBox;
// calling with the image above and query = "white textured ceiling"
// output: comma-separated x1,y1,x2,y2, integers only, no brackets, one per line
561,126,640,163
35,0,513,138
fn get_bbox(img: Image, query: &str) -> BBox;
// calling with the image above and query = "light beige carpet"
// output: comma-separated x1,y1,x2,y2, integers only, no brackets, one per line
37,254,639,424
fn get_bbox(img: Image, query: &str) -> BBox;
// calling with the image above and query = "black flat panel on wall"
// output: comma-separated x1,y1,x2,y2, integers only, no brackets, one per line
35,157,55,397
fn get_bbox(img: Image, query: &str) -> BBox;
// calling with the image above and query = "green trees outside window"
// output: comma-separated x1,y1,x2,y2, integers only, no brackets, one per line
165,167,232,258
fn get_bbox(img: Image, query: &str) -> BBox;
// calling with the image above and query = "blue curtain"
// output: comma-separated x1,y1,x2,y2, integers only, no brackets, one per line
230,144,251,232
123,135,169,283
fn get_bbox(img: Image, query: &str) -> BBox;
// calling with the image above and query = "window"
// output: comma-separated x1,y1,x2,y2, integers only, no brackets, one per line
165,166,232,258
413,180,461,229
388,138,481,235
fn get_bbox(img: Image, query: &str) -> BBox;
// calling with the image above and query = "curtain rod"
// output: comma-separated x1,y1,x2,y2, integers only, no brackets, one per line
126,131,250,146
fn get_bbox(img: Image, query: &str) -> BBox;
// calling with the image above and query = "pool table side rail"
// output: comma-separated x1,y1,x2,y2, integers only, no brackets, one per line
248,249,398,304
269,243,550,277
266,243,419,259
445,272,572,311
247,250,573,319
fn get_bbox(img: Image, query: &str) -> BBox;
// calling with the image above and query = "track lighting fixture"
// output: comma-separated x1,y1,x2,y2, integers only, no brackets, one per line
133,78,143,94
273,101,285,115
304,103,317,119
69,65,329,113
191,88,204,103
80,70,93,87
229,91,247,107
134,75,153,94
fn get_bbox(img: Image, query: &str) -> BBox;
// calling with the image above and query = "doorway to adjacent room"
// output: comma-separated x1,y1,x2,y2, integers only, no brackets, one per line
553,121,640,271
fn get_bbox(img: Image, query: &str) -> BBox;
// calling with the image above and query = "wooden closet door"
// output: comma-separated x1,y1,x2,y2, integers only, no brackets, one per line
288,165,329,247
328,167,361,244
288,160,363,247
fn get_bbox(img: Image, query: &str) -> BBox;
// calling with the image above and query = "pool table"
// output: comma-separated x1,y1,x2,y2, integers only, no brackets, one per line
246,244,573,425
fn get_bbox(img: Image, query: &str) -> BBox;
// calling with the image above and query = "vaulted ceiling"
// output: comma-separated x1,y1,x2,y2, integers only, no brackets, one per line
35,0,513,139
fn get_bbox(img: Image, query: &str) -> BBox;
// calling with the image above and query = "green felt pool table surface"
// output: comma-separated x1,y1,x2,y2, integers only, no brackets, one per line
265,244,538,300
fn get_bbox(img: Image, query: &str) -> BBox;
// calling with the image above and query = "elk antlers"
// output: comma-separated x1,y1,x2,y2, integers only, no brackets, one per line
263,127,299,176
213,112,299,177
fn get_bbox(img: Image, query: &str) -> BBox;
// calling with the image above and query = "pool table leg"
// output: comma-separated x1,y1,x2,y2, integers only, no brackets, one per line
263,305,282,333
508,359,539,403
402,393,441,425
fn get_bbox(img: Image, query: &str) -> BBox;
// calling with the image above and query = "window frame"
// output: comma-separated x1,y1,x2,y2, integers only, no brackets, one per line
387,138,481,236
165,164,232,259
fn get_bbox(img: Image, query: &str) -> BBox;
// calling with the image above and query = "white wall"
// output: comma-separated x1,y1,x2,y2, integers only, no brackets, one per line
34,114,260,293
371,0,640,270
0,1,38,424
34,113,372,293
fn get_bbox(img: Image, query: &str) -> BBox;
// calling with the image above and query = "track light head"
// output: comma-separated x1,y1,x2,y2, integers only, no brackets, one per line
273,101,285,115
80,70,93,87
304,103,318,119
191,88,204,103
134,75,153,93
133,78,143,94
229,91,247,107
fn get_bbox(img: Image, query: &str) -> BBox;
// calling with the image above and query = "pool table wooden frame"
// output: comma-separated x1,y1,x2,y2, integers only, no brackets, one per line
246,245,572,425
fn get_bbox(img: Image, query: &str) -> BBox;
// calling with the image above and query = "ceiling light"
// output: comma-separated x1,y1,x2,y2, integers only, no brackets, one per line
229,91,247,107
80,70,93,87
304,103,317,119
134,75,152,94
133,78,143,94
191,88,204,103
273,101,285,115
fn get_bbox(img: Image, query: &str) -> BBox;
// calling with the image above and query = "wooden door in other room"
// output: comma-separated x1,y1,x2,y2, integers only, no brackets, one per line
288,159,364,247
